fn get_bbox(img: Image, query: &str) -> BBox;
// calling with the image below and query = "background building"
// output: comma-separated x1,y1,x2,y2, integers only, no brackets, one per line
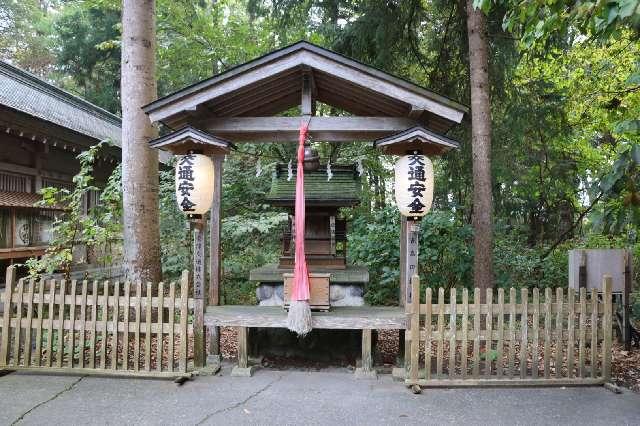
0,61,121,282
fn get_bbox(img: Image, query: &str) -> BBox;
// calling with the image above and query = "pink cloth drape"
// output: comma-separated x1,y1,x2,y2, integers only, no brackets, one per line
291,123,310,302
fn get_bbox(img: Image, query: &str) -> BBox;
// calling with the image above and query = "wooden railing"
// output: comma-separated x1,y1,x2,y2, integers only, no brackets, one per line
0,267,194,377
406,276,613,387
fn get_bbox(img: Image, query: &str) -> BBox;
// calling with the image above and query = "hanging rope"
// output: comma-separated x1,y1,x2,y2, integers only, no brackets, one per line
286,120,312,336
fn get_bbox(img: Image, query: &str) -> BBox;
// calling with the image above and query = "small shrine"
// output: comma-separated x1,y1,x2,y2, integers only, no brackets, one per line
251,150,368,308
144,41,468,376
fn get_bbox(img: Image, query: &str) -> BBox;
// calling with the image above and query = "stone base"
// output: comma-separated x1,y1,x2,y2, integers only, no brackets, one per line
198,355,222,376
354,368,378,380
392,367,406,381
231,365,257,377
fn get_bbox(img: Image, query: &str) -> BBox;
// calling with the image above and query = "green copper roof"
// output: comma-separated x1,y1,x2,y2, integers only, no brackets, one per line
266,164,361,206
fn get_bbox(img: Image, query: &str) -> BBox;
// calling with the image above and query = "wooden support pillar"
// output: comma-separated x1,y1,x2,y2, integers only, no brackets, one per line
404,219,419,372
408,275,420,384
192,218,206,368
231,326,255,377
207,154,223,366
355,328,377,379
396,217,407,373
395,217,420,379
10,208,15,249
399,216,408,306
602,275,613,382
238,326,247,368
34,149,43,193
623,250,632,350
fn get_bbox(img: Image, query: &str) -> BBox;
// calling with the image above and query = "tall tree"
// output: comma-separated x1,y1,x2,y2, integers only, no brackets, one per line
121,0,162,283
466,0,494,290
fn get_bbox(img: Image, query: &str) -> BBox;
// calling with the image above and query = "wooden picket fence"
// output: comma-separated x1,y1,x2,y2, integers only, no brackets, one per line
406,275,613,387
0,267,194,378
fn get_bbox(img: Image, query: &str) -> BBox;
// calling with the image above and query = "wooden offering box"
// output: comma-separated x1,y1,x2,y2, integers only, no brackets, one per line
283,273,331,311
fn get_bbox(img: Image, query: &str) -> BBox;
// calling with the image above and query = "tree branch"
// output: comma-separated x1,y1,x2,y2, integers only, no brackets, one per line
540,192,603,260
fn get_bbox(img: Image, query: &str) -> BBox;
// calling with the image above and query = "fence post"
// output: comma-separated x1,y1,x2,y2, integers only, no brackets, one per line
0,265,16,367
602,275,613,382
409,274,420,384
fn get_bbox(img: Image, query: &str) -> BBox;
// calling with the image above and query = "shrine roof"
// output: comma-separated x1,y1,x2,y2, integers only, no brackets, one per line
143,41,467,136
266,164,361,207
0,61,121,145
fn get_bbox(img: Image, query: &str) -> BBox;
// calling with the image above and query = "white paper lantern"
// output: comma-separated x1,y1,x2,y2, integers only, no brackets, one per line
394,154,434,218
175,153,214,216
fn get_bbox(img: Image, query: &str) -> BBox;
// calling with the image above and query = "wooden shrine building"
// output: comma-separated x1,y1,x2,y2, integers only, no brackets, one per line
251,160,369,308
0,61,122,283
144,41,467,376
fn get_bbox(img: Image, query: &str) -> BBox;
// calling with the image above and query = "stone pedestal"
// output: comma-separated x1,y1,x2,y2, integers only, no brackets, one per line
231,365,257,377
251,264,369,307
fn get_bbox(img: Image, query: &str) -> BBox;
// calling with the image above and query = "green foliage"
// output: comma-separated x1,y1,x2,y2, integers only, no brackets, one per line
418,211,473,292
54,3,121,112
348,206,400,305
221,212,287,305
25,141,122,278
156,0,278,96
595,143,640,233
0,0,57,75
475,0,640,49
632,290,640,325
7,0,640,307
493,233,567,290
349,207,473,305
158,162,190,281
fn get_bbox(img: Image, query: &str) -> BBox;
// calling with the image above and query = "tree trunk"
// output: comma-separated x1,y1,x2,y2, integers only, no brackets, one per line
466,1,493,291
121,0,162,283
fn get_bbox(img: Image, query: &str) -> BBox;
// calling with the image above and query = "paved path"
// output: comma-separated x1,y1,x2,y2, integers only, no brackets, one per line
1,366,639,425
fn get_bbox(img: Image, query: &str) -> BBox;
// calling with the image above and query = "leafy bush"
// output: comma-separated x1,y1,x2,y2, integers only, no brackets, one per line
493,234,567,290
348,206,401,305
26,141,122,278
220,212,287,305
348,207,473,305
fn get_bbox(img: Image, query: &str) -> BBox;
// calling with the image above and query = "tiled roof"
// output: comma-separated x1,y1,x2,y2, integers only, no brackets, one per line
0,191,64,210
0,61,121,145
266,165,361,206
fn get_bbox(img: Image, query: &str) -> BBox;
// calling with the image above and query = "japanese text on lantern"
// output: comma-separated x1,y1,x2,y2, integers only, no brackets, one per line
178,154,196,212
407,154,426,214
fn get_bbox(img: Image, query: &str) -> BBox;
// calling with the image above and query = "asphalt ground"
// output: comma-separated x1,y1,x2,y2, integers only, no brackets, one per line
1,365,639,425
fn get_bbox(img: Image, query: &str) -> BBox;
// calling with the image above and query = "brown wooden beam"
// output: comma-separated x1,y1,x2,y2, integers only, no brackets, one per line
203,116,420,142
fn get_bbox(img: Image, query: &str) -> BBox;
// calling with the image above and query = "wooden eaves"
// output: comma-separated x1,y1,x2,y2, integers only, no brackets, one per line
143,41,468,144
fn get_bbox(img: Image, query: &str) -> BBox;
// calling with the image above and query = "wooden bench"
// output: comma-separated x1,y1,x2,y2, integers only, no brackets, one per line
204,305,406,378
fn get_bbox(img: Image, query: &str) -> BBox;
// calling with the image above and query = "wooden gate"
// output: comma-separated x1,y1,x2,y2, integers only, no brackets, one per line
406,275,613,387
0,267,194,377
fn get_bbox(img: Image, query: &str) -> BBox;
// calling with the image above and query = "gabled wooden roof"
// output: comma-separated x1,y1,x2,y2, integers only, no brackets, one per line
143,41,468,134
374,126,460,156
149,125,234,155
